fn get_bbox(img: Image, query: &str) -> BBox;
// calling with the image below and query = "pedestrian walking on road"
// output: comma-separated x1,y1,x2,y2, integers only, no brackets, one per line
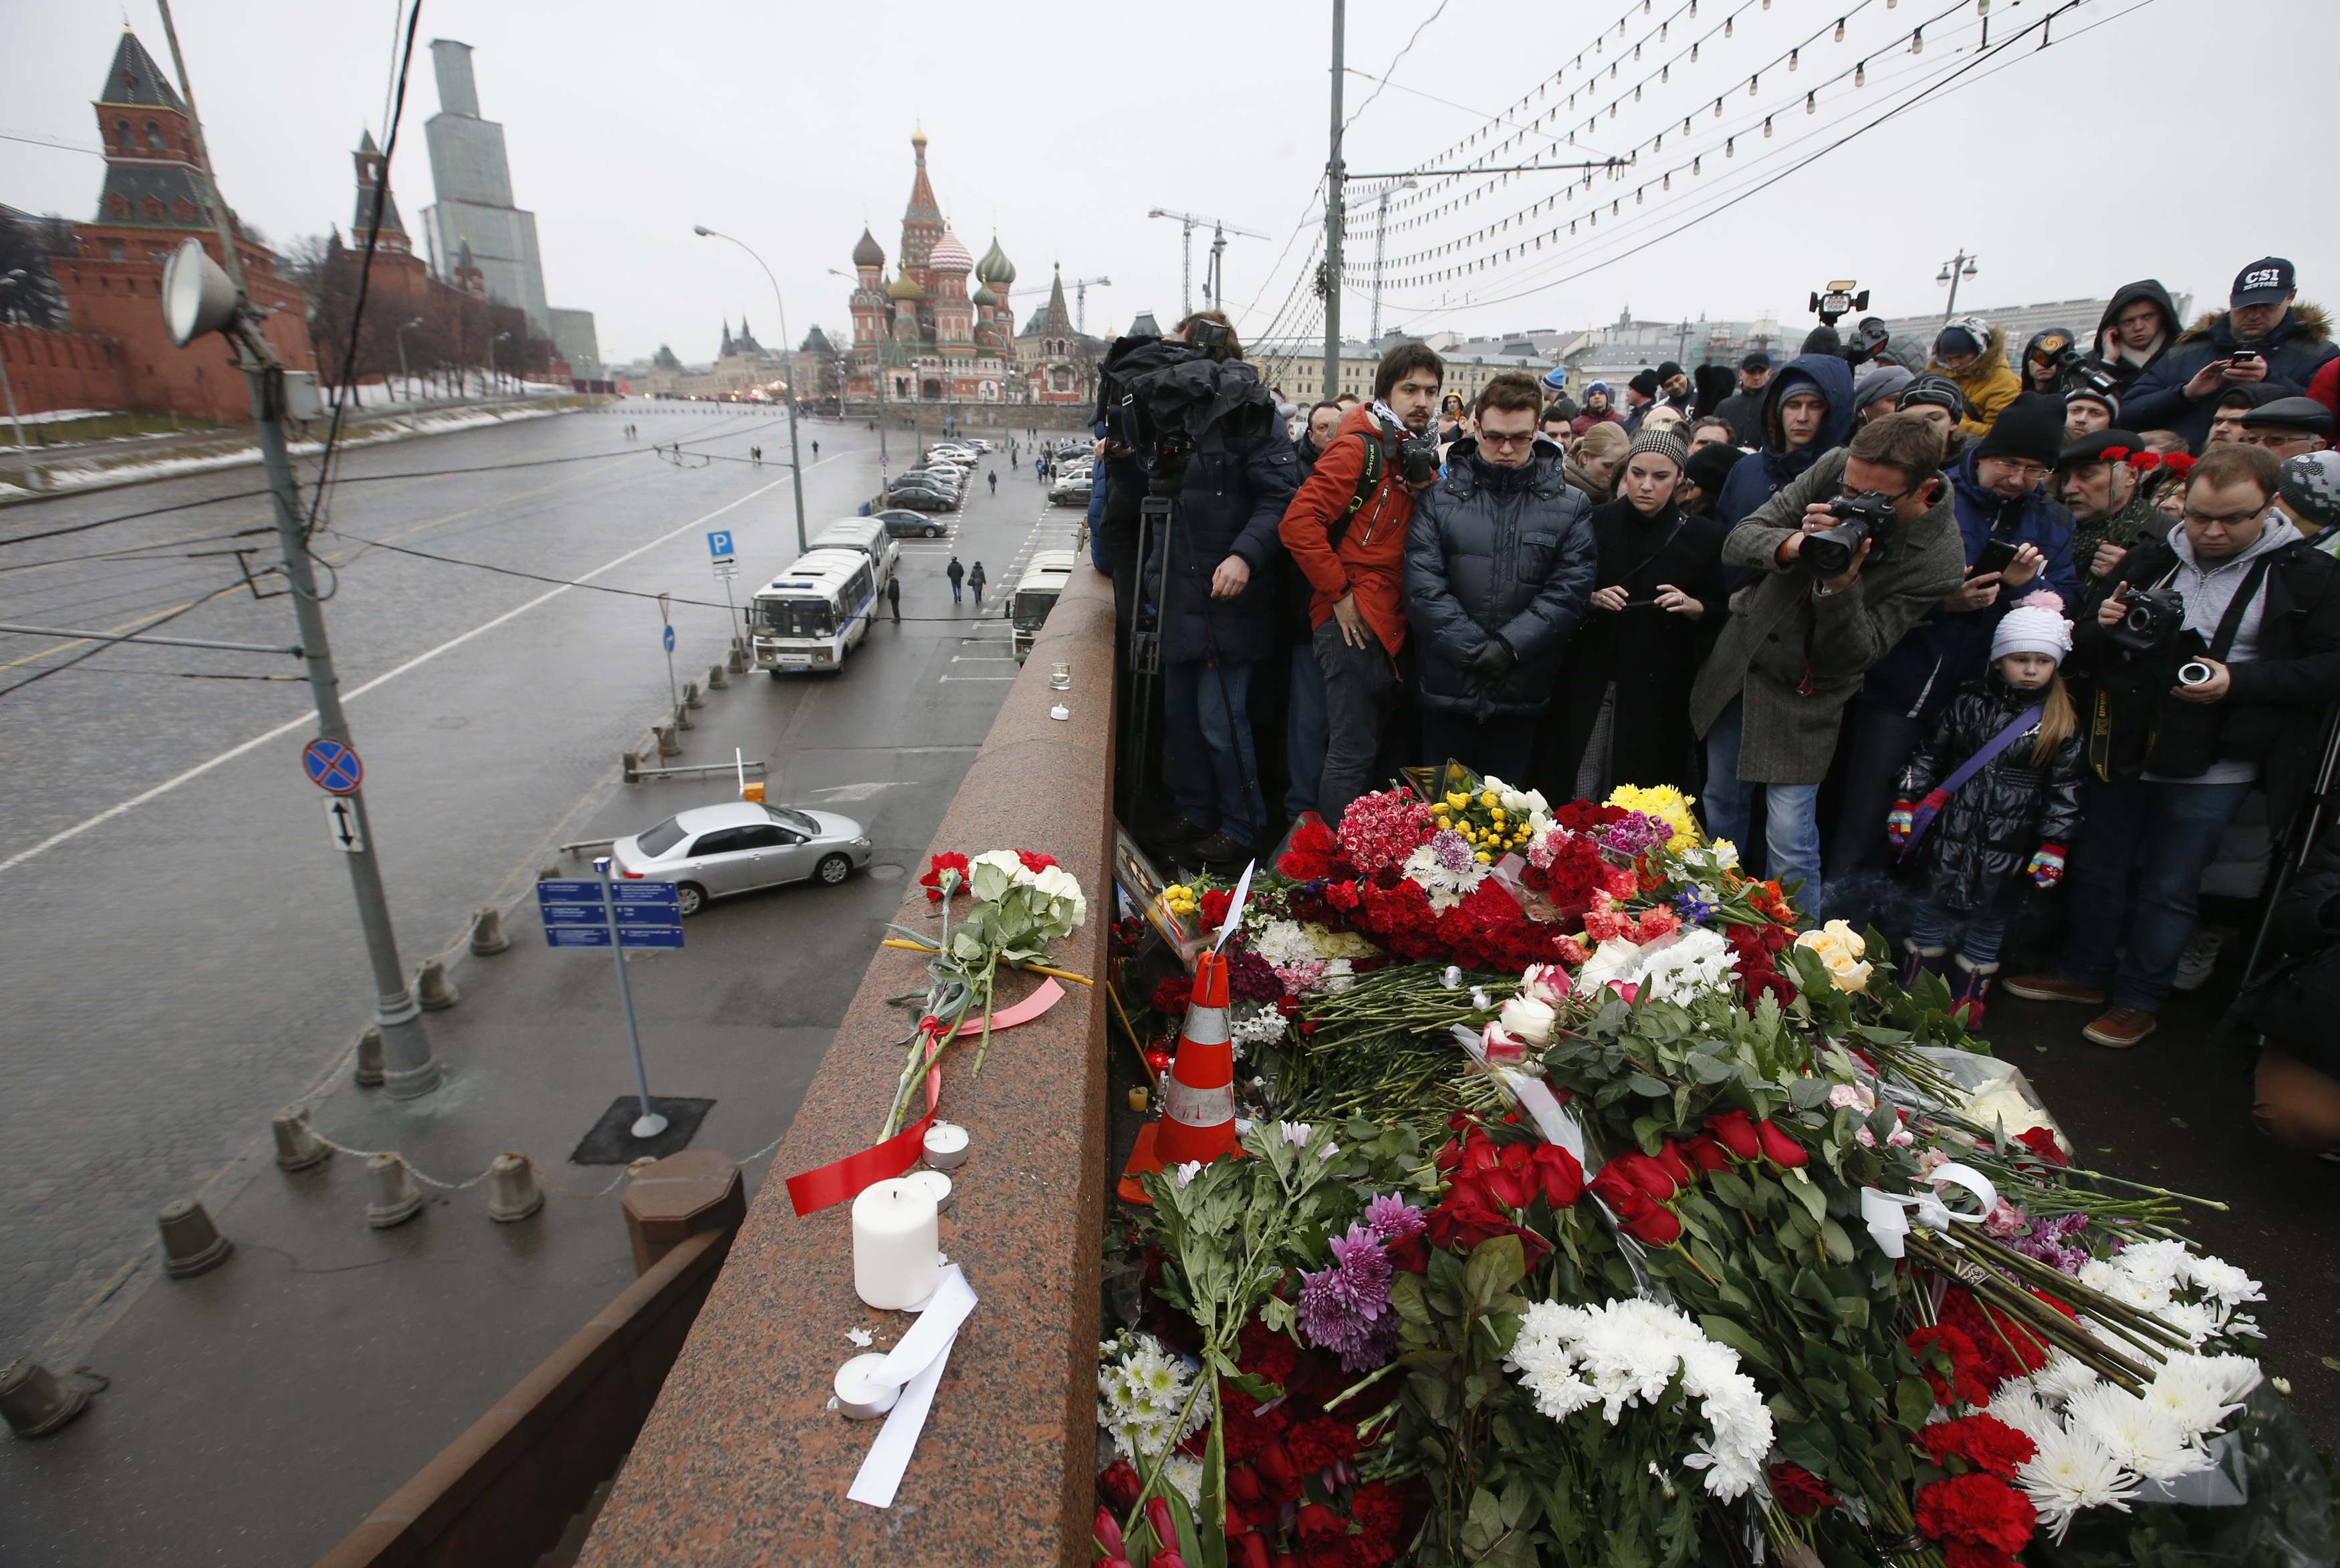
969,561,987,606
812,439,820,459
987,469,998,495
946,555,965,604
887,574,901,623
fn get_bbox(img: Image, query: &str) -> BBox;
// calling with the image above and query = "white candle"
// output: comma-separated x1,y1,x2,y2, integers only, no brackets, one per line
851,1177,939,1310
922,1122,970,1170
834,1352,900,1420
908,1168,954,1214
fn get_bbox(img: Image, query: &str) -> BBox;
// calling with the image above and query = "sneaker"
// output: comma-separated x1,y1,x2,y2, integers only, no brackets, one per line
2002,973,2108,1006
2082,1005,2158,1049
2171,930,2224,994
1191,831,1256,871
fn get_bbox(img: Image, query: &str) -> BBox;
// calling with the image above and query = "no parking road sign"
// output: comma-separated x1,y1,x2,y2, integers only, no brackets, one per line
302,737,363,795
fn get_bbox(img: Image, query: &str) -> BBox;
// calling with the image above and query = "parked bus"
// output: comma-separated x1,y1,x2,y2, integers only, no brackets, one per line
1010,549,1077,663
749,549,878,674
805,517,899,587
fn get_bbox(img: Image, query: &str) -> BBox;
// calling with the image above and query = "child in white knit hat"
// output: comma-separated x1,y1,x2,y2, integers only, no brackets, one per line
1885,595,2087,1024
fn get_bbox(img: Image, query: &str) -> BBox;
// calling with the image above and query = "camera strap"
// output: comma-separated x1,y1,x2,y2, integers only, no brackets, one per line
1326,429,1386,554
2203,553,2277,664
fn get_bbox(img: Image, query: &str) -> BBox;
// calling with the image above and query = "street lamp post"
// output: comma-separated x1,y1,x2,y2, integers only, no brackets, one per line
699,227,809,556
0,271,41,489
393,315,424,402
1936,250,1980,323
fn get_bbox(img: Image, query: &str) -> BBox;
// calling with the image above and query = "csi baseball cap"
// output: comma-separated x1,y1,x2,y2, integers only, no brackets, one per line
2232,257,2297,307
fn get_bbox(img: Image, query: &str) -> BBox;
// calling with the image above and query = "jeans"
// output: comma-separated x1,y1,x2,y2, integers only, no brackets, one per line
2057,777,2252,1012
1284,642,1329,822
1420,711,1535,785
1910,904,2007,966
1702,697,1823,900
1829,701,1927,881
1165,659,1263,847
950,579,963,603
1314,619,1397,825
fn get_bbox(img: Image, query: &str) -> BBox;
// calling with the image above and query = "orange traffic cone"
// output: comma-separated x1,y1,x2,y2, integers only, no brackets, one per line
1119,949,1244,1204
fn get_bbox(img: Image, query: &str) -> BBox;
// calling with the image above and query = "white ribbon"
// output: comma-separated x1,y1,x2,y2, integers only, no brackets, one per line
847,1265,978,1509
1859,1162,1998,1260
1449,1024,1585,1164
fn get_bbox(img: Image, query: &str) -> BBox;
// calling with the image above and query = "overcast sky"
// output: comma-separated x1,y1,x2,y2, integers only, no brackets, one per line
7,0,2337,368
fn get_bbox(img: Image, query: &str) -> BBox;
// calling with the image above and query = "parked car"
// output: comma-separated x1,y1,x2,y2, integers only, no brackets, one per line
610,801,872,916
967,438,994,452
1049,474,1092,506
885,485,955,512
875,508,949,539
903,465,965,487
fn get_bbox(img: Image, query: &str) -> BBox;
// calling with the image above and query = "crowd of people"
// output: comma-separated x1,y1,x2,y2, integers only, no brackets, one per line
1088,257,2340,1158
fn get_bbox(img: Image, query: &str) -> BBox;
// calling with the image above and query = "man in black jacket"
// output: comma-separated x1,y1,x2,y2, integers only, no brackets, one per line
1405,373,1596,781
2007,444,2340,1047
2118,258,2339,451
1710,352,1774,450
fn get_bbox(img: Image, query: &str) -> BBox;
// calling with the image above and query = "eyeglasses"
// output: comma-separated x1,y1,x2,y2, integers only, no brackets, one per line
2182,504,2266,529
1837,481,1914,505
1980,459,2053,483
1480,429,1538,449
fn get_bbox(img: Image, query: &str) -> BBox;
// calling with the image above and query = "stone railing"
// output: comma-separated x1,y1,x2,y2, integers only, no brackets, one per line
580,565,1118,1565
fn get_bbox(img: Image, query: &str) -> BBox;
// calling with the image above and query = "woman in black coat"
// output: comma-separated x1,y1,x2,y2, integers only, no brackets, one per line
1549,430,1727,800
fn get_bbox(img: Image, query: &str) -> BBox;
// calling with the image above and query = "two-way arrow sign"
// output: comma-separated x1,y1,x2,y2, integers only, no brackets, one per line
324,796,366,854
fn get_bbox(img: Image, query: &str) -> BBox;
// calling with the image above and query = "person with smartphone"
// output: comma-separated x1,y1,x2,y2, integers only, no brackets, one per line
1827,392,2081,885
2117,257,2339,452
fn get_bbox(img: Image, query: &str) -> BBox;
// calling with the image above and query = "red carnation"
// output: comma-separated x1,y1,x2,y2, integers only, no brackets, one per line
1919,1414,2038,1480
1915,1472,2036,1560
2099,446,2132,464
1017,849,1058,873
1152,975,1194,1018
1199,888,1233,929
1767,1462,1839,1518
1706,1109,1762,1162
2163,452,2196,477
919,851,970,903
1756,1118,1810,1170
1325,879,1362,912
1907,1323,1994,1409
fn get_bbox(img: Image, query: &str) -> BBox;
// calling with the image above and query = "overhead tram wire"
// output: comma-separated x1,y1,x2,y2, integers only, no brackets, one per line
0,579,247,698
1339,0,1457,137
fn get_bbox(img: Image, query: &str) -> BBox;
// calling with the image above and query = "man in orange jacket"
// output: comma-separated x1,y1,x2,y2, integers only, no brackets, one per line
1278,342,1446,823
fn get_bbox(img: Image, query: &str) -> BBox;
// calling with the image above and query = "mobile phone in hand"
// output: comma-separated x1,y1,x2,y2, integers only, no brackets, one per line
2230,350,2261,366
1972,538,2018,578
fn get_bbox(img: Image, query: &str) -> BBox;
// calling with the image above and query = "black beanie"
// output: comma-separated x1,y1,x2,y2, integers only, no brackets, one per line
1974,392,2067,467
1629,369,1661,398
1683,442,1742,497
1655,360,1684,380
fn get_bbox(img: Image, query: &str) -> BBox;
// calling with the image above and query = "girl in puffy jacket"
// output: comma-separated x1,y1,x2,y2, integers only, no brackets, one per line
1886,598,2086,1024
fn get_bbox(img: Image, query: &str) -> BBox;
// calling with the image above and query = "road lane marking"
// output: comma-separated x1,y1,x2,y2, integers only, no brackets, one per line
0,471,806,876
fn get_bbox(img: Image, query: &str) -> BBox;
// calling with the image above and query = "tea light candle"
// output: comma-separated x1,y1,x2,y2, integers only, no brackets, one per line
851,1177,939,1310
908,1168,954,1214
834,1352,900,1420
922,1121,969,1170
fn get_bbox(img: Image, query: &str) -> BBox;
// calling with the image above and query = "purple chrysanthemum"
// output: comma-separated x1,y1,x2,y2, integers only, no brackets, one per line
1296,1222,1398,1372
1363,1192,1425,1245
1430,829,1474,872
1596,811,1669,860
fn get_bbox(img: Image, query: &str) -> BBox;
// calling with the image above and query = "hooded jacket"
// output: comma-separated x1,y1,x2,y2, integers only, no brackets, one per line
1857,448,2081,726
1404,438,1597,720
1142,426,1300,666
2117,303,2339,452
1280,403,1420,656
1713,351,1856,527
1897,670,2085,917
1926,322,2024,439
2083,280,2182,398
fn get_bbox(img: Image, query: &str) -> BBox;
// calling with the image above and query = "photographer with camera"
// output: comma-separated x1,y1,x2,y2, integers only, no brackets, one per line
2005,443,2340,1047
1829,393,2081,880
1123,311,1300,869
2118,258,2339,452
1280,342,1447,826
1690,412,1968,899
2022,328,2083,396
1405,372,1597,782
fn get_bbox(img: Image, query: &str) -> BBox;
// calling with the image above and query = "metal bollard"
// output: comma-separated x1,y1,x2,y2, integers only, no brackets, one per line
158,1198,232,1278
683,678,704,710
705,661,727,691
485,1153,544,1222
365,1154,425,1228
415,958,459,1011
469,905,509,956
622,749,641,783
272,1105,331,1172
0,1359,92,1438
354,1026,384,1087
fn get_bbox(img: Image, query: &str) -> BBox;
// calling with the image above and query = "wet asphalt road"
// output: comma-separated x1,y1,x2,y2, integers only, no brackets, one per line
0,401,1060,1362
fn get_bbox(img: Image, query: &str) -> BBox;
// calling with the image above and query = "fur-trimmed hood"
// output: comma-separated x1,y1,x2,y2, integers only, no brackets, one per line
2178,299,2332,346
1927,321,2010,376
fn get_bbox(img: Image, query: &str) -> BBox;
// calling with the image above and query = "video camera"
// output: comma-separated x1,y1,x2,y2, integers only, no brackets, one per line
1801,491,1896,579
2107,584,2186,654
2044,343,2121,399
1098,333,1280,494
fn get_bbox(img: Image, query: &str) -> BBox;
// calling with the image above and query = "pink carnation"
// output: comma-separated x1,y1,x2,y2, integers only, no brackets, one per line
1336,789,1435,875
1635,905,1681,940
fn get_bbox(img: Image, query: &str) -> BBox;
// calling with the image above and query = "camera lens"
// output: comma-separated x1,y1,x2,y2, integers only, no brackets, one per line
2178,660,2213,687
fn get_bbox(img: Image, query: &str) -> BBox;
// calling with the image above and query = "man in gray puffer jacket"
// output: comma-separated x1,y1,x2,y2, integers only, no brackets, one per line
1405,372,1597,781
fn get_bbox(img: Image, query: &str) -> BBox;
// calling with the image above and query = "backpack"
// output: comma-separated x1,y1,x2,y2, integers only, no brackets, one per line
1325,420,1396,553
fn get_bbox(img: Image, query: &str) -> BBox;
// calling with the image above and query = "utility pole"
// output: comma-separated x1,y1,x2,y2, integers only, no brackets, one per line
695,227,808,556
1321,0,1346,403
156,0,439,1097
1937,249,1980,323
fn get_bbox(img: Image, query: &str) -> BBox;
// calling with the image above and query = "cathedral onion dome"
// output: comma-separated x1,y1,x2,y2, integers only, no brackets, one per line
972,281,997,307
929,227,973,274
885,270,923,301
976,235,1016,287
852,226,885,269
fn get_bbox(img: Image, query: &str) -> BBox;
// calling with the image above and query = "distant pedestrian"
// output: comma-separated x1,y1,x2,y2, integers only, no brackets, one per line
812,439,820,459
887,574,901,623
946,556,965,604
969,561,987,605
987,469,998,495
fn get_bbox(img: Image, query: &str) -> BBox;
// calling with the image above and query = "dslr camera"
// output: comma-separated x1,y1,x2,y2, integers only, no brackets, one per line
2107,585,2186,654
1801,492,1896,579
1383,417,1440,487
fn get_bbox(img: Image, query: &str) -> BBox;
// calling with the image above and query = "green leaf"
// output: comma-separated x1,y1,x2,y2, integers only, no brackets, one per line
1707,1170,1754,1208
1193,1382,1229,1568
1391,1270,1431,1327
1627,1071,1669,1097
1819,1217,1856,1265
1464,1233,1528,1311
1697,1313,1781,1376
1788,1169,1829,1225
1895,1375,1936,1430
1163,1484,1205,1567
1788,1075,1832,1110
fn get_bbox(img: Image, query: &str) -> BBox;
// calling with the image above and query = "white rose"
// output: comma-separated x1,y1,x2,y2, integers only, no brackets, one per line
1499,994,1557,1047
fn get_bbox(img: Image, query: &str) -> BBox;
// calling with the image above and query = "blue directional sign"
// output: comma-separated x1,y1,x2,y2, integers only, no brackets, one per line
537,880,612,904
301,737,363,795
536,878,683,949
662,624,677,653
707,529,735,559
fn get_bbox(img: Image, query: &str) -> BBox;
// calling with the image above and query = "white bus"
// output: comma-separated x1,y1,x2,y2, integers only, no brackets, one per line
749,549,879,674
806,517,899,588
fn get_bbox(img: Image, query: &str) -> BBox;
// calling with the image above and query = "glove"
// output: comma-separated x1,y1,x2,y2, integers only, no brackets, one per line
1886,801,1915,847
2028,844,2067,888
1468,637,1517,680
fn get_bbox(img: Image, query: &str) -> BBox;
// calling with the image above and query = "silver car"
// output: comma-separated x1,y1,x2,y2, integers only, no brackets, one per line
610,801,872,915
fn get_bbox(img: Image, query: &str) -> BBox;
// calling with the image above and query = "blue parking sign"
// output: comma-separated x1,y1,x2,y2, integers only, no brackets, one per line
707,529,735,558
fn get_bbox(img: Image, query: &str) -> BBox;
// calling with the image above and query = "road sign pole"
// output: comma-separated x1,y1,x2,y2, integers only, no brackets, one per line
251,368,441,1099
595,858,667,1139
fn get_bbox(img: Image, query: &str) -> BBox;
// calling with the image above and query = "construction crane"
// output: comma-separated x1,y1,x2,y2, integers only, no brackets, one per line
1147,209,1268,318
1068,276,1110,335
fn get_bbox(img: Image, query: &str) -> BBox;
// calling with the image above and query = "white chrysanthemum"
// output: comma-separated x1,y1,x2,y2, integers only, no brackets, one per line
1631,928,1737,1005
2198,1353,2265,1406
2064,1385,2204,1484
1988,1388,2059,1443
2075,1258,2121,1296
1402,841,1489,908
1160,1453,1203,1506
2157,1299,2219,1347
2020,1422,2139,1536
1231,1005,1288,1046
2113,1240,2191,1288
1321,958,1357,994
2183,1254,2264,1306
2031,1351,2103,1406
2145,1354,2245,1438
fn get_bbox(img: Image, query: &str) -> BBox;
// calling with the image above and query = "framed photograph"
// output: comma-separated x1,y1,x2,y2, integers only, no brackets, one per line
1114,823,1205,967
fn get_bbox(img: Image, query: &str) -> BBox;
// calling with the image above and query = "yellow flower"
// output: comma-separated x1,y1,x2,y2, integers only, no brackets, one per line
1446,791,1469,809
1793,919,1872,993
1474,851,1492,864
1480,791,1498,809
1490,807,1506,821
